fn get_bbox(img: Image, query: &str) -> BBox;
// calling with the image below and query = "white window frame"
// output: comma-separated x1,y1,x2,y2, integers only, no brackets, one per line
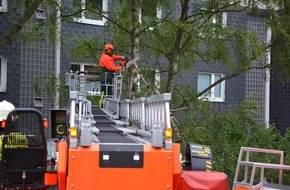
0,56,7,92
74,0,108,26
0,0,8,12
198,72,225,102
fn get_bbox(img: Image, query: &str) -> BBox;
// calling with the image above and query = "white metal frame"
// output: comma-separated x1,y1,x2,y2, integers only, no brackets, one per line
232,147,290,190
74,0,108,26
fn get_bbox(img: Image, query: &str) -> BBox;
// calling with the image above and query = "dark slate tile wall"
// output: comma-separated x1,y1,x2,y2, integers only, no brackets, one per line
1,1,56,136
60,22,104,73
175,63,246,116
19,35,55,109
0,0,276,130
175,9,249,112
0,0,22,107
270,66,290,134
177,6,268,124
60,0,106,74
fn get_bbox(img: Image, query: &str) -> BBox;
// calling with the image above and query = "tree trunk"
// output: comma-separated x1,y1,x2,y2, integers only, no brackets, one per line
166,0,189,93
127,0,140,99
166,0,190,146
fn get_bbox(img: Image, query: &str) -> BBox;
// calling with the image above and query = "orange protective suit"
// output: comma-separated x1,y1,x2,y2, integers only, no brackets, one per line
99,53,126,72
98,51,127,96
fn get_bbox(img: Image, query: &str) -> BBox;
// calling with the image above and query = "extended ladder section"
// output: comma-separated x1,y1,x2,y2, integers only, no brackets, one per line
232,147,290,190
65,70,173,150
104,93,172,149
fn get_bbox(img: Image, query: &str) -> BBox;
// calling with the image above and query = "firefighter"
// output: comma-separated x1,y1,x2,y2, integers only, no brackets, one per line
99,43,128,95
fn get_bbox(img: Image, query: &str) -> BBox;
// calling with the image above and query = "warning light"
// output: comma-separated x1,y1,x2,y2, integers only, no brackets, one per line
70,126,78,137
1,119,6,128
43,118,49,129
165,128,172,138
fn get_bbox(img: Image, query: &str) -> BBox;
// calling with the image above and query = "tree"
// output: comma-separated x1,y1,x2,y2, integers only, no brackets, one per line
2,0,290,185
0,0,44,51
67,0,290,133
101,1,290,185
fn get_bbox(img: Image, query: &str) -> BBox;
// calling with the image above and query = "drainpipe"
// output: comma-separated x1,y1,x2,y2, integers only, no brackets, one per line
55,0,61,109
265,27,271,127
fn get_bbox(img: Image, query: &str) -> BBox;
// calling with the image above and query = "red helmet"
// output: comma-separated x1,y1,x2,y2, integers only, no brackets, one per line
104,43,114,51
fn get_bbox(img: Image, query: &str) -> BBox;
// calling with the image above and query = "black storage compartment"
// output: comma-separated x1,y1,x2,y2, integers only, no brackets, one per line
183,143,212,171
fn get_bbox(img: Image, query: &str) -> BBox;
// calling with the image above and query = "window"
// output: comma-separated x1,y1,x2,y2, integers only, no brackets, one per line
199,9,227,28
0,56,7,92
212,12,227,27
0,0,7,12
198,9,227,38
197,73,225,102
139,1,162,30
75,0,108,26
141,1,162,20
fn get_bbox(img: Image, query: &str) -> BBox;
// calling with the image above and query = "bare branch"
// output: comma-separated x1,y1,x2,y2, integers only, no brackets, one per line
0,0,45,51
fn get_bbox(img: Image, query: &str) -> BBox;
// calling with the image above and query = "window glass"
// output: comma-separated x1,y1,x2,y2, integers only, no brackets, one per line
85,0,102,20
71,64,80,72
214,74,221,97
75,0,107,25
0,56,7,92
198,73,211,97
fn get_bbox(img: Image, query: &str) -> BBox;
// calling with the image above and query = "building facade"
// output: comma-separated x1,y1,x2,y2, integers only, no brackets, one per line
0,0,287,135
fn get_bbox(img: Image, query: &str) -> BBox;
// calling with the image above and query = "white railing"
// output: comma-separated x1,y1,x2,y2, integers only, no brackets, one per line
105,93,171,131
104,93,172,149
65,71,123,99
130,97,146,130
145,93,171,131
119,99,130,123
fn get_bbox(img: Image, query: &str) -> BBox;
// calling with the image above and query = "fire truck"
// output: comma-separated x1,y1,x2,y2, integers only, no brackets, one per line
0,65,232,190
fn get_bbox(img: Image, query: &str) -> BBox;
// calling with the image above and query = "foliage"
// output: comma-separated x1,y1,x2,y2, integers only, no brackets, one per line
174,98,290,186
32,73,69,108
69,36,103,64
3,0,290,188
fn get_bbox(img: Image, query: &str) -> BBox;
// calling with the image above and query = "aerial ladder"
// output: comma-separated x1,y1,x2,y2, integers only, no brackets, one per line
0,65,229,190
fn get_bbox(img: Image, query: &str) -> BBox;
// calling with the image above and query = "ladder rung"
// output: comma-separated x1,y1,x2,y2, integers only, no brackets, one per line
239,161,255,166
234,181,251,187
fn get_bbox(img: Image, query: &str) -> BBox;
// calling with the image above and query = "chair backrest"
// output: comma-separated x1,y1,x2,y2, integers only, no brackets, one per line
2,108,47,186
